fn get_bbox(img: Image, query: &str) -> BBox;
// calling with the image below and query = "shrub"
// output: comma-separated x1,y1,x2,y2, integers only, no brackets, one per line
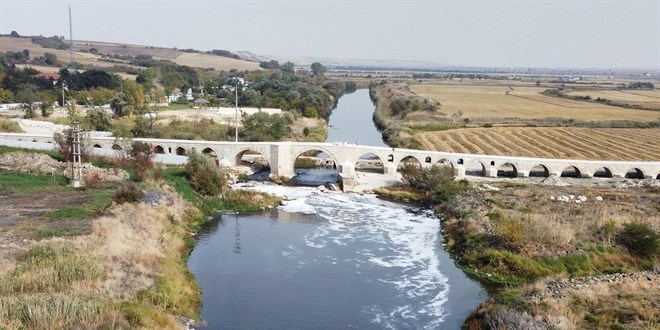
129,142,154,181
83,172,102,187
113,182,144,204
400,164,467,205
184,149,227,196
0,118,23,133
619,221,659,258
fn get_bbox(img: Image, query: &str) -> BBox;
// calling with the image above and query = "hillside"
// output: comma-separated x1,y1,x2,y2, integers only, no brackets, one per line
0,35,261,72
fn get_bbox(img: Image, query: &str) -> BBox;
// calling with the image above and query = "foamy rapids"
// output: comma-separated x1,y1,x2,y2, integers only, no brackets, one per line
234,182,451,329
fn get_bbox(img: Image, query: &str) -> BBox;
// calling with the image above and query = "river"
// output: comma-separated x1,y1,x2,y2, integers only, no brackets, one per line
187,89,486,329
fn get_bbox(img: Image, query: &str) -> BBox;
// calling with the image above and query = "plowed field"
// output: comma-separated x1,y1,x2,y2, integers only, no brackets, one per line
418,127,660,161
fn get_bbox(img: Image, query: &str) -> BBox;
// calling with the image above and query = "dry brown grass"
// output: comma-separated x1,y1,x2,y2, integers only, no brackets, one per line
481,183,660,256
522,275,659,330
0,36,118,68
172,52,260,71
0,183,200,328
418,127,660,161
410,84,660,122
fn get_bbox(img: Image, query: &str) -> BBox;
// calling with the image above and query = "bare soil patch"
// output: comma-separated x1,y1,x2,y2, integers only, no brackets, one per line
0,187,97,273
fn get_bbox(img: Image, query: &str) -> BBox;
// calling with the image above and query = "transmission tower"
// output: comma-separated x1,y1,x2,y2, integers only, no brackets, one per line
70,121,82,188
69,6,75,68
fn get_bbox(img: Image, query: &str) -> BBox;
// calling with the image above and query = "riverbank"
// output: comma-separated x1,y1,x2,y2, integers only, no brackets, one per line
378,165,659,329
0,147,280,328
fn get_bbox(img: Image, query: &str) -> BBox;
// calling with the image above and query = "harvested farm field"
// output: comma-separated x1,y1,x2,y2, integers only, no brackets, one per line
418,127,660,161
410,84,660,122
566,89,660,109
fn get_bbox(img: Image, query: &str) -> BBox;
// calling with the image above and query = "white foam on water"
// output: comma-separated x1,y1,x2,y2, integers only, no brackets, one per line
234,183,451,328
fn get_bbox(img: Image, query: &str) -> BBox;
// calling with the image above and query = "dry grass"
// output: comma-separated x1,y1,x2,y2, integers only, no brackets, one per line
0,36,261,72
567,90,660,109
482,183,660,256
172,52,260,71
0,118,23,133
0,36,117,68
0,183,201,328
522,275,659,330
410,84,660,121
418,127,660,161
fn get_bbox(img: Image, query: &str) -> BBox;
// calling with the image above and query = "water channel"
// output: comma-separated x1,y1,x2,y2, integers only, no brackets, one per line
187,89,486,329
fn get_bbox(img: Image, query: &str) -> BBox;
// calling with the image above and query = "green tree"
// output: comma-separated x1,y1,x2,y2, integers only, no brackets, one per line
0,89,15,103
39,93,55,117
43,52,58,65
242,112,291,141
310,62,326,78
259,60,280,69
121,80,146,113
110,92,130,117
85,109,113,131
281,61,295,74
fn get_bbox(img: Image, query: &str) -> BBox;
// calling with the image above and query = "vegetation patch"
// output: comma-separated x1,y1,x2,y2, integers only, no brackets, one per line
0,243,102,294
0,118,23,133
0,171,68,194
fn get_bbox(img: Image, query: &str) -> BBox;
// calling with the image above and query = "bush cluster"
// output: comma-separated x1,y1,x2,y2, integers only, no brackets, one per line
619,221,659,258
113,182,144,204
184,149,227,196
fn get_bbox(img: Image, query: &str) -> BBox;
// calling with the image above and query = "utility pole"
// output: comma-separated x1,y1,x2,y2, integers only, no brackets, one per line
69,6,75,68
61,80,66,107
70,121,82,187
235,80,239,142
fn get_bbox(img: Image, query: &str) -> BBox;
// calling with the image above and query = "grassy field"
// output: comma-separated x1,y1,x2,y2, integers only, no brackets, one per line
410,84,660,122
418,127,660,161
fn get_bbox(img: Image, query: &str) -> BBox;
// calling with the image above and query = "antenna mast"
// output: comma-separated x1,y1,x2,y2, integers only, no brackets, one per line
69,6,75,68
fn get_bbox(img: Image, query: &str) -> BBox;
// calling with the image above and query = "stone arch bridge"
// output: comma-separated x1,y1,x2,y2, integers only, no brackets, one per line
1,133,658,191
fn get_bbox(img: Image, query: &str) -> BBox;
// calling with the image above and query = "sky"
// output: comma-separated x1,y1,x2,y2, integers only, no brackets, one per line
1,0,659,69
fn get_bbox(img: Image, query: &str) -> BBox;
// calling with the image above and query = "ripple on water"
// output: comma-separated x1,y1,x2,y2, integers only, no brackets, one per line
235,183,451,328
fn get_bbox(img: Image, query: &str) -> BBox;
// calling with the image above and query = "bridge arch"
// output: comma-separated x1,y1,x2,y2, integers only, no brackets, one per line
463,159,487,176
293,147,338,169
398,155,423,168
624,168,645,179
93,144,102,149
154,145,166,154
397,155,422,172
560,165,582,178
592,166,613,178
202,147,217,158
355,152,385,174
235,148,271,168
436,158,454,168
497,162,518,177
529,164,550,177
111,144,122,150
175,146,187,156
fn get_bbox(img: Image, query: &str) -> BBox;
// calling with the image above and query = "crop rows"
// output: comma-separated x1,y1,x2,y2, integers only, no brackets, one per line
418,127,660,161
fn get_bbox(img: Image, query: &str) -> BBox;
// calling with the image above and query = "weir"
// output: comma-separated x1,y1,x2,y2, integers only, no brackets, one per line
1,132,658,191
